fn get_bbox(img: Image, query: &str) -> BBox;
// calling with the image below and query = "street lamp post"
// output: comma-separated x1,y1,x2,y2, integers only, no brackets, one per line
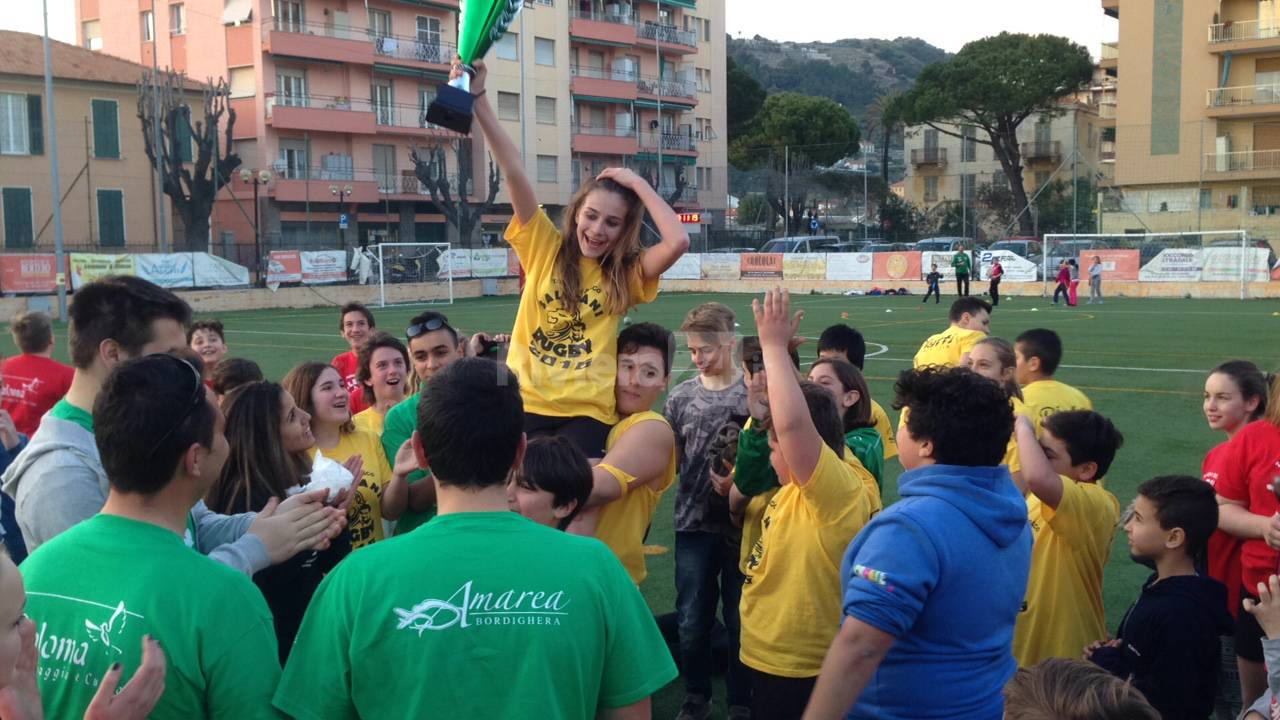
331,184,353,251
240,168,273,284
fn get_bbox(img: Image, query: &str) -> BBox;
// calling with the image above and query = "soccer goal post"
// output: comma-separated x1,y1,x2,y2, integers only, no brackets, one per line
1041,230,1257,300
374,243,454,308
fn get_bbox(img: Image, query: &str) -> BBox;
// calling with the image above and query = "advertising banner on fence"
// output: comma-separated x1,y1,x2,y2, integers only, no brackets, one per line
469,249,509,278
267,251,302,286
300,250,347,284
740,253,783,278
438,249,472,279
0,254,59,293
69,254,136,290
782,253,827,280
661,253,702,280
921,251,964,281
1082,249,1140,282
1201,247,1273,282
135,253,195,289
873,251,922,282
701,253,740,280
193,252,250,287
978,250,1039,282
825,252,874,281
1139,249,1201,282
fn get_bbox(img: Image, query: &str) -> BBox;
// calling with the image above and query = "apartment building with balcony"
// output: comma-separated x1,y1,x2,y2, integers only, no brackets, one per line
1098,0,1280,244
902,101,1106,222
76,0,727,266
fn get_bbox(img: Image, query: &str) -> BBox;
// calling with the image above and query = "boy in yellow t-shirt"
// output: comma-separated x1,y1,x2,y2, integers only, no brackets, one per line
1015,328,1092,435
569,322,678,585
735,289,875,716
1012,409,1124,667
913,297,992,369
817,323,898,460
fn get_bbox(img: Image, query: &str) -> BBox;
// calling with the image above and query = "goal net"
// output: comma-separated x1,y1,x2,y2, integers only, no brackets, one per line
1041,230,1272,299
374,243,454,308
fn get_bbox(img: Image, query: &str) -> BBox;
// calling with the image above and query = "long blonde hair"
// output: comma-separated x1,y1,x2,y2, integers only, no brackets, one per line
555,177,645,316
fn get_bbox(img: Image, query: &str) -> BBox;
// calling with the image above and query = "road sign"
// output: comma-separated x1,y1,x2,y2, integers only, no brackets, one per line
339,213,349,230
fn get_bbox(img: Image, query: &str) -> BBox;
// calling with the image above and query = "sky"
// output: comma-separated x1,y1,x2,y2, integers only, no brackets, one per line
2,0,1118,57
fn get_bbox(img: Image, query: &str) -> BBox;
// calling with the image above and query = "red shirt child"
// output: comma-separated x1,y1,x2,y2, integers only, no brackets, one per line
1211,419,1280,596
330,350,368,415
1,354,74,437
1203,441,1245,617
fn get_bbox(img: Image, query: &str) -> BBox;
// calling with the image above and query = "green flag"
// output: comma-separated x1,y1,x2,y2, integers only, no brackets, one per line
457,0,523,65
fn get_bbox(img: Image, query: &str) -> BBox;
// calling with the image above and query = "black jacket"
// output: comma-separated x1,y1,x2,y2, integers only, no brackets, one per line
1091,572,1234,720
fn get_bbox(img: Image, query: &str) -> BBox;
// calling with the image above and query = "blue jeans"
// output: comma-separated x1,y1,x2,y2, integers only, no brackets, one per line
675,530,751,706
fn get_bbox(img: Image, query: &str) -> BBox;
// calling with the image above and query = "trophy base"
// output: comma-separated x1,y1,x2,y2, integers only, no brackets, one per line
425,83,475,135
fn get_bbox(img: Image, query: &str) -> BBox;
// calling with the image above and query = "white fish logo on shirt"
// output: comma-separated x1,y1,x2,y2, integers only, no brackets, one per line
83,601,127,654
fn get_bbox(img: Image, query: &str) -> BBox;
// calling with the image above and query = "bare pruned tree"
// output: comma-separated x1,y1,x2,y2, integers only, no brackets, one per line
410,138,500,247
138,71,241,250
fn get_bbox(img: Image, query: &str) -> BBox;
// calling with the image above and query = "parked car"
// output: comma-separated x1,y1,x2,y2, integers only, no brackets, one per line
1206,237,1279,269
989,238,1044,265
757,236,842,253
814,241,869,253
914,237,971,253
1045,238,1110,273
863,242,912,253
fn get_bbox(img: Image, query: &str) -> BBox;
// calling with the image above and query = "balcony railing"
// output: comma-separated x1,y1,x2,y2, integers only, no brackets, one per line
910,148,947,166
1100,41,1119,60
270,17,366,41
1101,140,1116,161
1209,19,1280,43
569,7,636,25
570,64,638,82
636,74,696,99
1098,101,1117,119
572,124,638,137
637,21,696,48
370,34,456,65
1204,149,1280,174
1207,83,1280,108
1021,140,1062,160
265,93,374,116
372,100,449,131
640,131,695,151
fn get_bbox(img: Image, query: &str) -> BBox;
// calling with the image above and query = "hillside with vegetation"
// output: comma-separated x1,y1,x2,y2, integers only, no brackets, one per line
727,35,949,123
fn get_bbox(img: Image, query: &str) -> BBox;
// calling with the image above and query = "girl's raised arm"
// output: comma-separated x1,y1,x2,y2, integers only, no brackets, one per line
463,59,539,225
595,168,690,279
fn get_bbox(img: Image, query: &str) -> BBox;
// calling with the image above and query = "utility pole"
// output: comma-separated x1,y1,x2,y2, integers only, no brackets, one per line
42,0,67,321
151,13,168,251
783,144,789,236
655,0,663,193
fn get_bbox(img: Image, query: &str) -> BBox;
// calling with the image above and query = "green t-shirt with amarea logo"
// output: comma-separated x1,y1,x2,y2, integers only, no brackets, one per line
22,514,283,719
274,511,677,719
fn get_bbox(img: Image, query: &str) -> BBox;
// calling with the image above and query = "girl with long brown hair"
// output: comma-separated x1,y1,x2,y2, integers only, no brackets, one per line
206,380,353,662
460,59,690,458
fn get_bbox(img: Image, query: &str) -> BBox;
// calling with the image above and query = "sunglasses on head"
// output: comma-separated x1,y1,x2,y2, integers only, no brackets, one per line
145,354,206,459
406,316,453,340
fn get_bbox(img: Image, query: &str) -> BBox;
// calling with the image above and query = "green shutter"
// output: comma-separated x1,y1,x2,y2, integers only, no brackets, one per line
91,99,119,159
26,95,42,156
96,189,124,247
2,188,34,249
175,106,193,163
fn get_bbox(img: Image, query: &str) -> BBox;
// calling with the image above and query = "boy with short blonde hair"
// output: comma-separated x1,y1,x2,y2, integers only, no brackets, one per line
665,301,751,719
913,297,990,369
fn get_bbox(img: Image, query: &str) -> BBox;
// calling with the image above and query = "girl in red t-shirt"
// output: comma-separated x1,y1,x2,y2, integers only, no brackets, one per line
1210,367,1280,706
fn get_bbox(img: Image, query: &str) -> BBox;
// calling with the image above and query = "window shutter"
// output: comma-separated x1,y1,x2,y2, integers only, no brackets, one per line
92,99,120,159
2,188,34,248
176,107,193,163
97,189,125,246
26,95,42,156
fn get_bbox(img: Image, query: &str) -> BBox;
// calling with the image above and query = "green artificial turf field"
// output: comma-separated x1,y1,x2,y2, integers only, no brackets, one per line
7,291,1278,718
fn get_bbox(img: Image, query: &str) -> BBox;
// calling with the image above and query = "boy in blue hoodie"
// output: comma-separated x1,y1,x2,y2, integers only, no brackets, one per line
804,366,1032,720
1088,475,1233,720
